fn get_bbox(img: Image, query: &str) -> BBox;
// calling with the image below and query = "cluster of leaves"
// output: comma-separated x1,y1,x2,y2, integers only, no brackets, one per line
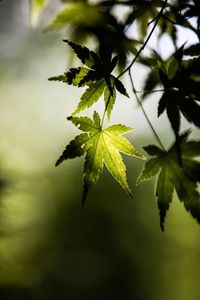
160,0,200,41
49,40,145,203
142,46,200,140
49,40,129,119
31,0,200,230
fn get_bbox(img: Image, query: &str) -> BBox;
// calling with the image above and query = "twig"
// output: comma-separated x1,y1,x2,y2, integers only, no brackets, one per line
162,15,178,25
129,70,166,151
148,15,159,26
118,0,168,79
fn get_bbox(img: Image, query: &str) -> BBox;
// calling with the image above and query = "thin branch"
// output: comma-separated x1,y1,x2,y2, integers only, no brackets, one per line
162,15,178,25
148,15,159,26
135,89,165,95
129,70,166,151
118,0,168,79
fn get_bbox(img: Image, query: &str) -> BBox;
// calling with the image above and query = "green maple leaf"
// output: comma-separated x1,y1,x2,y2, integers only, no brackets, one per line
72,79,105,116
56,111,145,204
49,40,129,119
137,132,200,231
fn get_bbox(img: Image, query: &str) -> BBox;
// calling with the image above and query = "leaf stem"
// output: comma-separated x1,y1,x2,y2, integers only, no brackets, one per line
118,0,168,79
101,93,112,128
101,108,107,128
129,70,166,151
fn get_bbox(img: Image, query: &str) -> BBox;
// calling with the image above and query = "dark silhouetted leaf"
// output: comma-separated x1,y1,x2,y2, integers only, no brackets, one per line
179,98,200,127
50,40,130,118
63,40,100,69
142,69,160,99
113,77,129,97
184,43,200,56
137,132,200,231
104,79,116,121
49,67,91,86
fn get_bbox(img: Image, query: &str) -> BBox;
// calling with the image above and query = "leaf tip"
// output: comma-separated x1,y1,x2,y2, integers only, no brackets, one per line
55,160,60,167
81,198,86,207
82,184,89,206
63,39,69,44
126,186,133,198
160,214,166,232
160,223,165,232
129,192,133,199
136,177,142,186
159,206,167,232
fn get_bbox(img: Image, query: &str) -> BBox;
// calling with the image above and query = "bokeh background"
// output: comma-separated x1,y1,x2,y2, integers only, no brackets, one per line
0,1,200,299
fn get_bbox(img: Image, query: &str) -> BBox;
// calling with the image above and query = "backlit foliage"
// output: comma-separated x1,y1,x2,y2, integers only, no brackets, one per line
31,0,200,230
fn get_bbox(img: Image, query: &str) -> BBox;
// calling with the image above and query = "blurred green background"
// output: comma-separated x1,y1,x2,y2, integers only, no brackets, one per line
0,1,200,299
